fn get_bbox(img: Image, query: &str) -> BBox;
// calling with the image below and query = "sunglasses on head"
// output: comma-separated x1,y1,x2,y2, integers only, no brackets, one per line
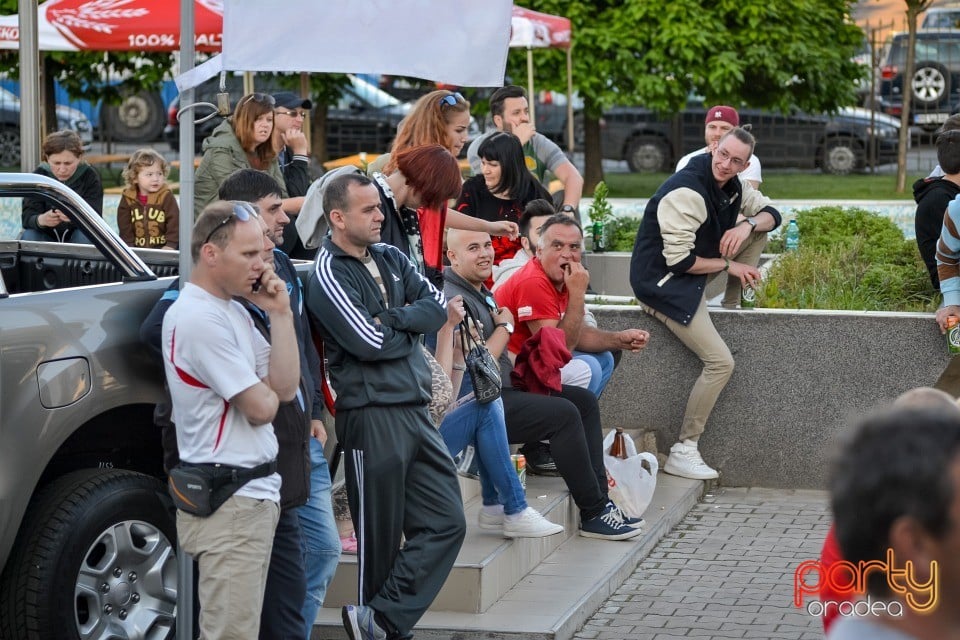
439,92,465,108
201,202,260,246
237,93,276,109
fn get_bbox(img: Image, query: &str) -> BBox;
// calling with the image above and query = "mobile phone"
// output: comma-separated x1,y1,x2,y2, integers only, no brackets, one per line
252,275,263,293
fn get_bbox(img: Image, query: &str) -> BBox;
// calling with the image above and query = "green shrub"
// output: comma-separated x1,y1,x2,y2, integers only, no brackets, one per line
759,207,936,312
606,216,641,252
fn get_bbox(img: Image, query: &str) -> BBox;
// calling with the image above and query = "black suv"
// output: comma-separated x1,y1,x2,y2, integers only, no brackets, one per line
877,30,960,130
598,104,901,175
165,74,415,156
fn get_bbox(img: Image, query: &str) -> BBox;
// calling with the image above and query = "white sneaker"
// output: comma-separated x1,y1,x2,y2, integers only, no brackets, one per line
478,504,504,530
503,507,565,538
663,440,719,480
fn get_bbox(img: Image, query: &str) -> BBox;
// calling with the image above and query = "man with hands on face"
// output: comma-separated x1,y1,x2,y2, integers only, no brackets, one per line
494,213,650,393
631,127,780,481
161,200,299,640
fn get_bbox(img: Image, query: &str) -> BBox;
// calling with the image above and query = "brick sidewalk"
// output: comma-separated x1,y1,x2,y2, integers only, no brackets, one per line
574,487,830,640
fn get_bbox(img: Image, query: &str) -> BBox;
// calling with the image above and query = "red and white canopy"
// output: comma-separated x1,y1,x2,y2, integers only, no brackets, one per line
510,6,571,50
0,0,223,52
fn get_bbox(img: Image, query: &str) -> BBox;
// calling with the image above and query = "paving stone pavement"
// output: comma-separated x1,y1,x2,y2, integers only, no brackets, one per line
573,487,831,640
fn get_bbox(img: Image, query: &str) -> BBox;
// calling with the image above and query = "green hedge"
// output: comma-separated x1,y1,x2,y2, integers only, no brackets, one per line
758,207,936,312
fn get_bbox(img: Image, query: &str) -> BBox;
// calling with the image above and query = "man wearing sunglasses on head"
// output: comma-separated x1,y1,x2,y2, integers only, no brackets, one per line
630,128,780,481
161,201,300,640
467,85,584,218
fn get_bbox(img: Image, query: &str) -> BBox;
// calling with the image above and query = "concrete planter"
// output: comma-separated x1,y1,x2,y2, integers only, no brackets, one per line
592,306,950,489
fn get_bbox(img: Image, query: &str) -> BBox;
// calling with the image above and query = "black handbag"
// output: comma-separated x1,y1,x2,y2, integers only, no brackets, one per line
459,305,502,404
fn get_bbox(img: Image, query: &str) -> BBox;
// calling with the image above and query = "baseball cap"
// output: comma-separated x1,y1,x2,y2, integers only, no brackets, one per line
705,106,739,127
271,91,312,110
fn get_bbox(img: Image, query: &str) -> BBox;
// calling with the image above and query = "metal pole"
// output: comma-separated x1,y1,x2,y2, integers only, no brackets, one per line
19,0,41,172
175,11,197,640
565,45,574,154
526,47,535,124
178,0,197,285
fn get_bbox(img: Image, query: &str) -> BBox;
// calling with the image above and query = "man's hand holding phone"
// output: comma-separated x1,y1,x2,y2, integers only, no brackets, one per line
247,264,290,316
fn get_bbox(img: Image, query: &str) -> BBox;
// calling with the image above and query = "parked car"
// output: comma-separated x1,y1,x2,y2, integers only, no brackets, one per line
597,103,902,175
165,74,479,157
921,4,960,30
0,87,93,167
876,30,960,130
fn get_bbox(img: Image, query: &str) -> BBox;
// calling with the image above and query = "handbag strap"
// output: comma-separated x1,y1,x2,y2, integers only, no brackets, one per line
459,304,488,353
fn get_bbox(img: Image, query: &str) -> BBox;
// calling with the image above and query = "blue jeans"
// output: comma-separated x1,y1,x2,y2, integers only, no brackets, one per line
439,398,527,515
573,350,615,397
21,227,94,244
296,437,341,635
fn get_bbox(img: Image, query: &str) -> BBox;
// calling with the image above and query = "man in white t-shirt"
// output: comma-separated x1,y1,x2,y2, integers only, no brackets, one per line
162,200,300,640
675,106,762,188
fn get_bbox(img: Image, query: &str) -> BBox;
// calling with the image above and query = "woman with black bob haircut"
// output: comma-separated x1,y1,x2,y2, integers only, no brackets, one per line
455,131,551,265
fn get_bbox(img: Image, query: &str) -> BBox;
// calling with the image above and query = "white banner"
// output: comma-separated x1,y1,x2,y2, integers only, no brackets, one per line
220,0,512,87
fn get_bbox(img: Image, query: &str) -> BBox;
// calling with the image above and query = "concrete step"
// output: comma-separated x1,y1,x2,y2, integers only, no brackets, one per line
311,473,704,640
322,473,574,614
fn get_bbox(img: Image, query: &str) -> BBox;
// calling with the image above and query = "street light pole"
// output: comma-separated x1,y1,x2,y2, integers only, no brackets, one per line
18,0,41,172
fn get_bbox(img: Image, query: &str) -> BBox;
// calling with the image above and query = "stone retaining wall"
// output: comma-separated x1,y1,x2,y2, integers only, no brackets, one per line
592,306,949,489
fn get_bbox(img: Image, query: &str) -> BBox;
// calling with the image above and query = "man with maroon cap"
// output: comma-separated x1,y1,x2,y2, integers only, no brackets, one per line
675,105,762,188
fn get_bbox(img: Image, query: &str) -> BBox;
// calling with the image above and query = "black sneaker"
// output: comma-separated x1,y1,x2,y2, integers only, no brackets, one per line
613,504,645,529
521,442,560,477
579,503,643,540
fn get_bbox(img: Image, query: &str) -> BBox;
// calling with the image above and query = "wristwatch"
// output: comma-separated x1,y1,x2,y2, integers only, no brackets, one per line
560,204,577,216
495,321,514,334
742,217,758,231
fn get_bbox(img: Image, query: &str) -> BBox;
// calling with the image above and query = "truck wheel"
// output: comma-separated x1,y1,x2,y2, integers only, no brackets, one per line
0,125,21,167
101,91,166,142
625,136,670,173
820,137,863,175
0,469,177,640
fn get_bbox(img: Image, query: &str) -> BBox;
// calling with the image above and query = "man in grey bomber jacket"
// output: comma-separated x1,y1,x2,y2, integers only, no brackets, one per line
306,172,465,640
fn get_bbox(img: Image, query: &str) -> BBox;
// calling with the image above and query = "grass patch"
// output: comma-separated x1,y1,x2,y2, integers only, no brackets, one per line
604,171,925,200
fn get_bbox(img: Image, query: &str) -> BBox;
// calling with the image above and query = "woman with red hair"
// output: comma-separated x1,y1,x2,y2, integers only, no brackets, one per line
369,91,518,282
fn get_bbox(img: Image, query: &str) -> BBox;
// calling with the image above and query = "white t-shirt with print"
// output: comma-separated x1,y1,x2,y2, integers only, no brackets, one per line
162,283,281,502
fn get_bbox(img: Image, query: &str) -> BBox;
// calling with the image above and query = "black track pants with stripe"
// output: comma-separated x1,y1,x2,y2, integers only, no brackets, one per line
336,404,466,637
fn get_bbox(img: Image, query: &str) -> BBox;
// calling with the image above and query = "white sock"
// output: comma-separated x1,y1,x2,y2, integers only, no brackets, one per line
504,508,530,522
481,504,504,517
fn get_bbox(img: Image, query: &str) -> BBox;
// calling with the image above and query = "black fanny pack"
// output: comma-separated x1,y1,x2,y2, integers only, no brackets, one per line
168,459,277,517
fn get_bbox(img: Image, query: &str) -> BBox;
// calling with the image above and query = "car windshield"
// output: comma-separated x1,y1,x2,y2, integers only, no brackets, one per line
889,35,960,66
347,75,401,109
923,11,960,29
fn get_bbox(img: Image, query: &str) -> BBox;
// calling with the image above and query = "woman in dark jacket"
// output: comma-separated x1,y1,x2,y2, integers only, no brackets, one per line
21,130,103,243
455,131,551,265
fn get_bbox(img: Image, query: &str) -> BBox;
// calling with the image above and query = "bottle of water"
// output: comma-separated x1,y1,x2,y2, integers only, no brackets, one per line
785,219,800,251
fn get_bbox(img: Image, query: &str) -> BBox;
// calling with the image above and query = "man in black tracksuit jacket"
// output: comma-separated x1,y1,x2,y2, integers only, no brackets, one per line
306,173,465,640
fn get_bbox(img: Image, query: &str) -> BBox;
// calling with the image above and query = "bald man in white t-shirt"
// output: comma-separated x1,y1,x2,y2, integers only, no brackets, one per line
162,200,300,640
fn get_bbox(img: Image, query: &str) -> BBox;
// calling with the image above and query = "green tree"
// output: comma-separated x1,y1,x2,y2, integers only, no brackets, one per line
895,0,935,193
508,0,865,192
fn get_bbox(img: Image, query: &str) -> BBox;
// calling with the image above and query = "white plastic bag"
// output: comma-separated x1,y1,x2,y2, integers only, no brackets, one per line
603,429,658,519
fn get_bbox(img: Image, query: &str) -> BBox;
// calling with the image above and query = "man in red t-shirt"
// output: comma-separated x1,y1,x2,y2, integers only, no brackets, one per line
495,214,650,392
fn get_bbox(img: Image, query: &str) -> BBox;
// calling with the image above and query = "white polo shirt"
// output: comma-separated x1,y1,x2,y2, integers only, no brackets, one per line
162,283,281,502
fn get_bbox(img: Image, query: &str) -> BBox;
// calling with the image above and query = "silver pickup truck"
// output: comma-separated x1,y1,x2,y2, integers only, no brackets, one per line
0,174,182,639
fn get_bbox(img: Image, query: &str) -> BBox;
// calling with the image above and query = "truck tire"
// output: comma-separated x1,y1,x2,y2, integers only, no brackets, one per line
101,91,166,142
0,469,177,640
820,137,863,175
912,61,950,106
0,125,21,167
625,135,670,173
